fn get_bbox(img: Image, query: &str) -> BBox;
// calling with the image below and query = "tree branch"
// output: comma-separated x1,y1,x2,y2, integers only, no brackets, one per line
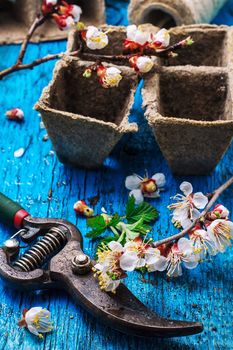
0,50,79,79
17,15,47,64
152,176,233,248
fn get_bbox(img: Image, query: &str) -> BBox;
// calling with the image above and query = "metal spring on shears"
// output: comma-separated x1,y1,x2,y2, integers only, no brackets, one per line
14,227,67,272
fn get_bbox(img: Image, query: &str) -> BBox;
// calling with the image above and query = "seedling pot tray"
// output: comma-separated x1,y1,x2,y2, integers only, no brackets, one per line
0,0,105,44
143,25,233,175
35,56,138,169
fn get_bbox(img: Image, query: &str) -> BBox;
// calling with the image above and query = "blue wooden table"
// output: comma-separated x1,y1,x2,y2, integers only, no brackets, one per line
0,1,233,349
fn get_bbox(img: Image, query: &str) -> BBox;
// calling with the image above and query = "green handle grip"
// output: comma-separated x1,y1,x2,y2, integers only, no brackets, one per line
0,192,26,228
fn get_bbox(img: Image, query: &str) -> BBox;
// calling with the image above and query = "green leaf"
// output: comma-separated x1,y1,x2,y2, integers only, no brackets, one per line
109,213,121,227
86,213,120,239
126,196,159,224
87,215,106,229
86,215,107,238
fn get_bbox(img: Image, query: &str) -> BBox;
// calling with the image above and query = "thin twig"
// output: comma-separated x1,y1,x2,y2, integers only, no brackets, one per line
0,50,79,79
152,176,233,248
79,37,191,63
17,15,46,64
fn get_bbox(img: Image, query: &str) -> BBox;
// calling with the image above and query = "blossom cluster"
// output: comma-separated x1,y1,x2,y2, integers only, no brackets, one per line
81,25,193,88
42,0,82,30
93,181,233,293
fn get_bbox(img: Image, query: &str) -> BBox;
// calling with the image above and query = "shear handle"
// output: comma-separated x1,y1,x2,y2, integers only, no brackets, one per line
0,192,29,229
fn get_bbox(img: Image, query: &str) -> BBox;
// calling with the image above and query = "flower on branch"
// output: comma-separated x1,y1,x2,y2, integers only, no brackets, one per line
94,241,126,292
166,238,199,278
148,28,170,49
5,108,24,122
42,0,82,30
129,55,154,73
125,172,166,204
124,26,170,52
97,66,122,88
18,307,53,338
84,26,109,50
168,182,208,229
120,237,167,272
124,24,150,50
206,219,233,253
189,226,217,260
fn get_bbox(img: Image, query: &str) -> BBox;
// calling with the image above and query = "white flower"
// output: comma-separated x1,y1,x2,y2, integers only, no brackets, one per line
152,28,170,48
99,67,122,88
69,4,82,21
189,228,217,260
94,241,124,292
207,219,233,253
168,182,208,229
125,173,166,204
98,272,121,293
119,237,167,272
145,248,168,272
126,24,149,45
166,238,199,277
86,26,109,50
20,307,53,338
135,56,154,73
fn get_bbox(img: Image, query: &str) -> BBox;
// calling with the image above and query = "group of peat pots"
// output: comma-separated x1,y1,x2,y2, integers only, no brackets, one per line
35,24,233,175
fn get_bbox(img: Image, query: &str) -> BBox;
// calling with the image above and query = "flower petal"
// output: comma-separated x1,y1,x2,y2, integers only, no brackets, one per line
193,192,208,209
177,237,193,254
136,257,146,268
148,256,168,272
180,182,193,196
183,260,198,270
27,325,40,337
108,241,123,252
125,174,141,190
120,252,138,271
126,24,137,40
152,173,166,187
129,189,144,205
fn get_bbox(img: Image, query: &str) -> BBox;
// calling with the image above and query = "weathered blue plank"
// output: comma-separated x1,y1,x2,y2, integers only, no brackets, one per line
0,1,233,349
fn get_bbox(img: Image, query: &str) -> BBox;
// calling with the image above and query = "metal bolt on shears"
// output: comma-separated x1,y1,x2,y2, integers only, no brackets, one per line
0,192,203,338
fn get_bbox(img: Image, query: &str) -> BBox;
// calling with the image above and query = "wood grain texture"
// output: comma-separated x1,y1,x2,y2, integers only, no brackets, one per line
0,1,233,349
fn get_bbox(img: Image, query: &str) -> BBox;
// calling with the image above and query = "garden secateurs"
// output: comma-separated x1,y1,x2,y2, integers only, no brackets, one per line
0,192,204,338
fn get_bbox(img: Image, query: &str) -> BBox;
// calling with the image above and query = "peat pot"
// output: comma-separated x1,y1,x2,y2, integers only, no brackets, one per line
35,57,138,169
0,0,105,44
143,25,233,175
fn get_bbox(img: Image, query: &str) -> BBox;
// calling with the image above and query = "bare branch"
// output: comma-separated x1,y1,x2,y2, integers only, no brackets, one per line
152,176,233,248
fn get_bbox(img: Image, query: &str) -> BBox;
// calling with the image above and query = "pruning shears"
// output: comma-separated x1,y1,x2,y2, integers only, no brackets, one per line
0,192,203,337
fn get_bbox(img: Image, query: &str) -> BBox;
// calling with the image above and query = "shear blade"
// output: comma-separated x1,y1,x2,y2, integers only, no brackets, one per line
52,266,203,338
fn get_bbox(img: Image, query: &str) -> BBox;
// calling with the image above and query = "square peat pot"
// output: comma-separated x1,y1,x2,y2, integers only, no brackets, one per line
0,0,105,44
161,25,229,67
143,66,233,175
35,57,138,169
